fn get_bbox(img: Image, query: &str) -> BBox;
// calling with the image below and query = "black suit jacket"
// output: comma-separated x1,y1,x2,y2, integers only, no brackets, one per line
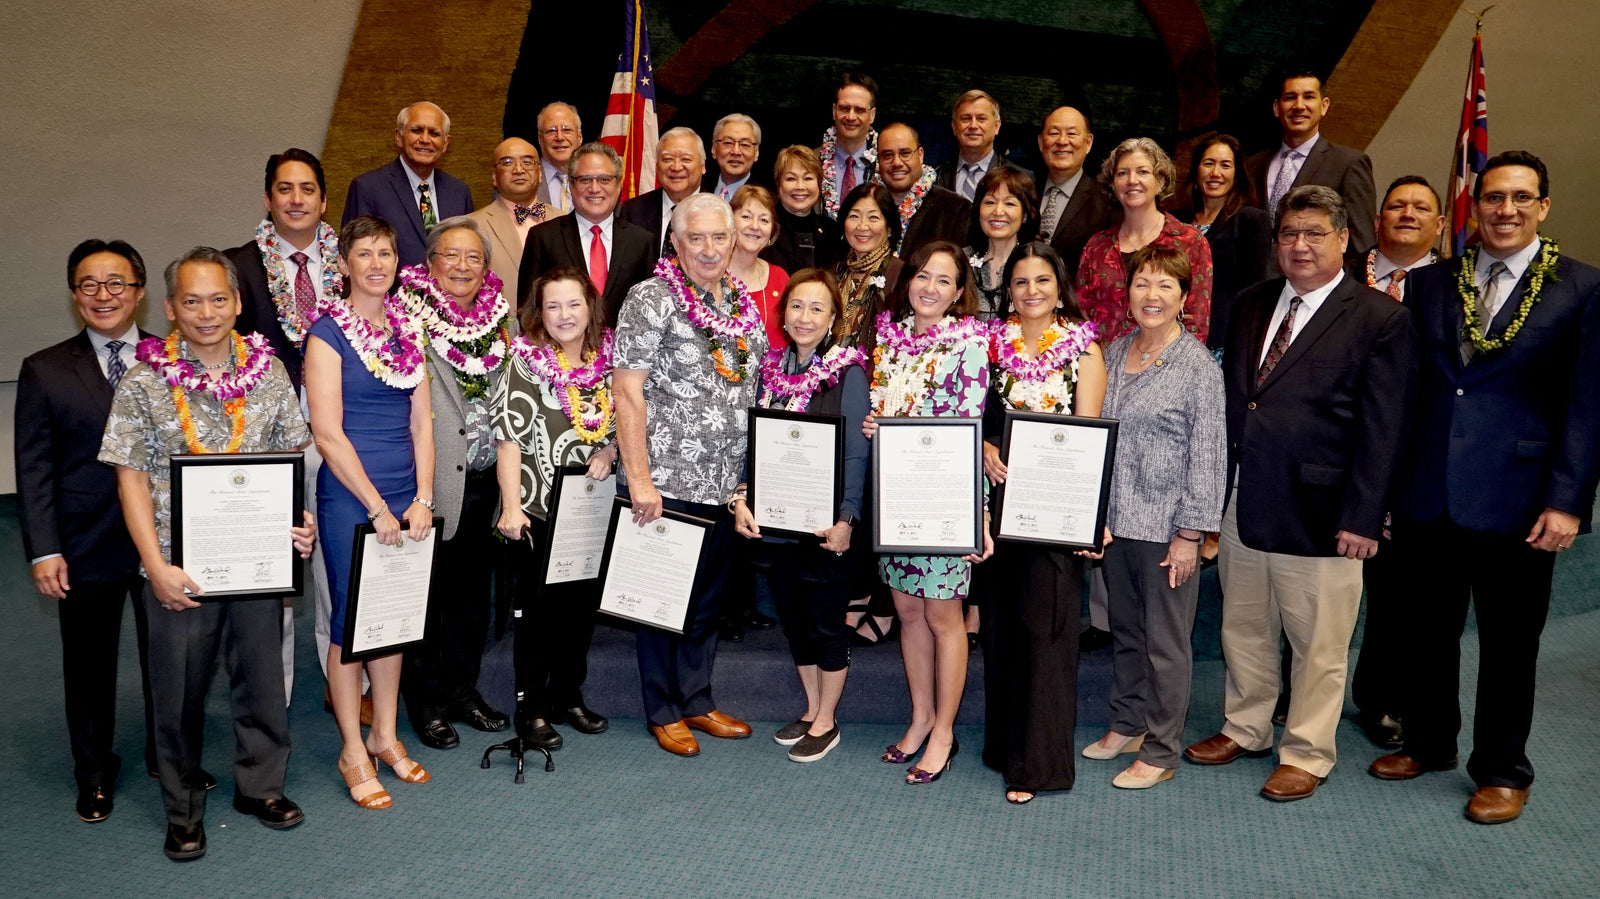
1223,274,1417,556
1038,173,1113,281
1396,254,1600,536
1194,206,1275,350
617,188,673,267
1247,137,1375,265
700,167,771,199
15,329,154,582
518,213,654,326
899,186,972,258
229,242,307,390
341,158,474,268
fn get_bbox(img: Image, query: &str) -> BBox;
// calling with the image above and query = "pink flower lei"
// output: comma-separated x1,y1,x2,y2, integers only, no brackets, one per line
397,264,510,341
993,316,1099,382
653,256,763,339
135,331,275,400
873,309,995,356
758,344,867,412
509,330,615,389
315,294,427,389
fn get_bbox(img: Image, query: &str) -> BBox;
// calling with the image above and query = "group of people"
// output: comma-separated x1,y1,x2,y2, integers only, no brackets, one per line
19,66,1597,862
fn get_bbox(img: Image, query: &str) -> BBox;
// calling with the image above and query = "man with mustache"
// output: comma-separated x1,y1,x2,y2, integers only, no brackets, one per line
937,90,1005,202
342,101,475,268
878,123,971,258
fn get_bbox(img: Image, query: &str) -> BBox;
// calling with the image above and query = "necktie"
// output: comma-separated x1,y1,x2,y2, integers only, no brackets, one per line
1386,268,1406,301
841,157,856,197
418,182,437,230
105,340,127,391
556,175,571,212
1268,150,1300,223
1462,260,1508,364
290,251,316,319
514,203,543,225
720,183,732,201
1256,296,1303,387
960,164,981,201
588,224,608,295
1039,186,1063,241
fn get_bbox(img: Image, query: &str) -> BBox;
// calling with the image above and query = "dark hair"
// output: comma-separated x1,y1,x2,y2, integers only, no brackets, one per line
779,268,846,345
338,215,398,260
68,239,146,289
998,241,1081,322
838,182,902,255
1382,175,1441,209
524,266,607,355
888,240,981,321
1183,133,1255,220
164,247,239,296
967,165,1040,247
264,148,327,195
1277,66,1325,96
835,72,878,107
1475,150,1549,200
1124,244,1192,298
1277,184,1348,233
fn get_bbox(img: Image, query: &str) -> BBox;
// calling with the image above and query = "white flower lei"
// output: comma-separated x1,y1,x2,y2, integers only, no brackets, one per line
818,126,878,218
869,311,992,416
253,218,343,346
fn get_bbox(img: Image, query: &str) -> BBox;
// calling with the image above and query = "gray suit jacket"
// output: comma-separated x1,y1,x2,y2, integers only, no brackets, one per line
1247,136,1375,265
426,315,519,541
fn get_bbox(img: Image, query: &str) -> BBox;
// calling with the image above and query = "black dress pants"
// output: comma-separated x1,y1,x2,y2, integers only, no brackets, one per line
59,575,153,788
509,514,602,716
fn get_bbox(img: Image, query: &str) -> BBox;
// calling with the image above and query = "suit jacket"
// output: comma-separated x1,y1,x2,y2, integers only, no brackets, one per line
1223,274,1417,556
15,329,154,582
517,213,654,327
1038,172,1113,281
468,201,527,300
1191,206,1275,349
898,186,972,258
427,315,520,542
1247,137,1375,265
617,188,673,267
935,149,1007,197
229,241,308,390
342,158,475,268
700,167,771,199
1396,253,1600,536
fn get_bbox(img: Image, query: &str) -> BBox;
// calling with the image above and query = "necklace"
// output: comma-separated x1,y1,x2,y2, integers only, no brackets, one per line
818,126,878,218
1366,247,1438,292
1132,322,1181,367
653,256,763,383
509,331,616,444
758,343,867,412
253,218,343,346
1457,236,1560,354
883,165,939,238
316,294,427,389
136,331,274,453
396,264,511,399
870,311,993,415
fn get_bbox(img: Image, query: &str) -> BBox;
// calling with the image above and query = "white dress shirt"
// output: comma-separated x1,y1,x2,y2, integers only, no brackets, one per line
399,158,438,216
1258,269,1344,369
1476,238,1542,319
578,213,614,271
1371,250,1437,301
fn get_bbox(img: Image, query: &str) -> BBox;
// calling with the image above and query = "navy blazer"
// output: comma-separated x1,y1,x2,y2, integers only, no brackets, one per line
1396,253,1600,536
229,241,306,390
1247,138,1375,266
341,158,474,268
1223,274,1417,555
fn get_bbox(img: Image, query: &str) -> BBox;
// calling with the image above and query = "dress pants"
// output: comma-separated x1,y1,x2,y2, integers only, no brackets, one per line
59,575,153,788
761,541,852,672
1351,535,1403,719
1104,537,1200,769
1388,516,1555,790
1217,501,1363,777
141,584,290,826
510,515,602,715
404,468,500,724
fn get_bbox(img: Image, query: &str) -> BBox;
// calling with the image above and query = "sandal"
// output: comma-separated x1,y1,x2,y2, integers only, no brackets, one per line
1005,787,1036,805
369,740,430,784
849,614,899,647
339,760,392,809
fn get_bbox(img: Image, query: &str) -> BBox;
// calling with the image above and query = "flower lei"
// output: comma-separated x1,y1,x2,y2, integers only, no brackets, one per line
509,331,616,444
136,331,275,454
1365,248,1437,295
653,256,763,383
396,264,511,399
315,294,427,389
992,315,1098,414
818,126,878,218
881,164,939,238
1457,236,1560,354
253,218,343,346
758,344,868,412
869,311,993,415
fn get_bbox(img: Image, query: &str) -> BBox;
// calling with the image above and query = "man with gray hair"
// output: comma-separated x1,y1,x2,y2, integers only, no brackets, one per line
1183,185,1417,802
612,193,768,756
620,126,706,264
937,89,1005,201
342,101,475,267
536,101,582,213
703,113,764,200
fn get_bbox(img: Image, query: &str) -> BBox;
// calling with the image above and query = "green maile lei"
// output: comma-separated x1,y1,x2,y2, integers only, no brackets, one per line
1458,235,1560,354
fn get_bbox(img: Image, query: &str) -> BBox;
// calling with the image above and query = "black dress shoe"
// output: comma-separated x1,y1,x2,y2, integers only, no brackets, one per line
745,610,778,630
1078,626,1113,652
519,717,564,751
417,718,461,749
163,821,206,860
550,704,609,734
232,794,305,829
76,785,113,823
719,617,745,642
451,698,510,732
1361,712,1405,747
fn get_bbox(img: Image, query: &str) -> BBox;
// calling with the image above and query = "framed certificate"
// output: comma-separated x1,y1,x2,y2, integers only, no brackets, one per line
597,499,713,635
747,408,844,540
170,452,305,600
994,411,1118,551
872,417,983,555
341,517,444,662
541,465,616,585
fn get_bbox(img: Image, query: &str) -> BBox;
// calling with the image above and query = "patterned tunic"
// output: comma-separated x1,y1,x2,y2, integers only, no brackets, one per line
1075,212,1215,344
491,353,614,519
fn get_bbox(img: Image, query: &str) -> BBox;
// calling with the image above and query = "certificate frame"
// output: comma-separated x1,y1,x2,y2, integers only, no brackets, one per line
169,451,305,600
993,410,1118,551
746,407,844,541
871,416,984,556
596,498,714,636
340,516,445,662
540,464,616,585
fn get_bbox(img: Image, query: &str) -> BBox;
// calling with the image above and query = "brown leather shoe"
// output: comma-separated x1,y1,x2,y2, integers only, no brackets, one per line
1465,786,1529,824
1368,753,1458,781
324,686,375,727
1184,733,1271,766
648,721,700,756
683,709,752,739
1261,764,1326,801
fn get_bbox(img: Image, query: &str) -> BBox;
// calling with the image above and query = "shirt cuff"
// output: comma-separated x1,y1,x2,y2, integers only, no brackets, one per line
30,553,63,566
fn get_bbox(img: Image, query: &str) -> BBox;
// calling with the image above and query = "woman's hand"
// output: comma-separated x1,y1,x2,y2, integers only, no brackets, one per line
1160,533,1200,589
733,498,761,539
862,411,878,441
587,444,619,481
1076,527,1113,560
403,502,433,543
292,510,318,558
373,507,402,547
983,441,1008,485
962,524,995,563
817,520,852,554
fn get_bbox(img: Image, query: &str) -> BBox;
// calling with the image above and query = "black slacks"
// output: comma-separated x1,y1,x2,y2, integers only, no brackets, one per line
58,575,153,789
1352,535,1404,719
509,514,602,715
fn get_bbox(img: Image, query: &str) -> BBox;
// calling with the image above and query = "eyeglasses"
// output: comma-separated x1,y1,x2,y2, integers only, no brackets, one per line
571,174,618,187
716,139,756,151
431,251,485,268
541,125,577,138
879,148,919,161
1276,229,1335,246
74,277,141,297
495,155,538,170
1478,192,1542,209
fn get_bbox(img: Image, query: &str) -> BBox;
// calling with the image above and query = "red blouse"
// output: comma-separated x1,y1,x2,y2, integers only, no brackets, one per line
1074,213,1214,344
751,263,790,349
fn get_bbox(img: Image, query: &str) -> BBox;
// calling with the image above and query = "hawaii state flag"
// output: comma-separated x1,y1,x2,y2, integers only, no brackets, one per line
1447,31,1488,257
600,0,658,202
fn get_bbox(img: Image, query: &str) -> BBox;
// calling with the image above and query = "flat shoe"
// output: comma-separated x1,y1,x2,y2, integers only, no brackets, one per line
1260,764,1325,802
649,721,700,757
1466,786,1529,824
1184,732,1271,766
369,740,430,783
1082,732,1144,760
338,761,392,810
683,709,751,739
1113,765,1175,790
773,719,812,746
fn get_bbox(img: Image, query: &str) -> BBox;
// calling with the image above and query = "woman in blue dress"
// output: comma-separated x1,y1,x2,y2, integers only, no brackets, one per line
305,216,435,809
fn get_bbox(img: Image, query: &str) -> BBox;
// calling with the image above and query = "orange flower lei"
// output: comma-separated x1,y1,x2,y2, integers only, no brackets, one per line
710,337,751,382
169,332,248,454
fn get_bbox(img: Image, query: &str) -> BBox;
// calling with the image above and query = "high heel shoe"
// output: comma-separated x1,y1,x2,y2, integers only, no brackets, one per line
339,760,392,809
906,738,959,784
369,740,430,784
882,736,927,764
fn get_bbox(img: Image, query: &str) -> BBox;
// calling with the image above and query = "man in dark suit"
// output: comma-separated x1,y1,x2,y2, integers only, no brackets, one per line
1184,186,1417,803
523,142,653,324
16,239,160,824
1370,152,1600,825
1036,106,1111,281
702,113,766,200
1247,70,1375,264
936,90,1005,202
877,123,971,258
342,101,475,268
618,127,705,266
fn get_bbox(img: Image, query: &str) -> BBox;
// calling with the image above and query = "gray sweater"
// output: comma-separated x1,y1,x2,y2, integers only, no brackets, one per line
1101,330,1226,542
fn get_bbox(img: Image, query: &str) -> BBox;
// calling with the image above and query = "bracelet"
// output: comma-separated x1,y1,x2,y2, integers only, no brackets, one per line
413,495,436,510
727,491,748,515
1175,531,1203,543
367,506,389,523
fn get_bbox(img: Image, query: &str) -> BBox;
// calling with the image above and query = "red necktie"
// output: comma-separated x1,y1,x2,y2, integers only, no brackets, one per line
588,225,608,295
1386,269,1405,300
1256,296,1302,387
290,252,316,319
841,157,856,196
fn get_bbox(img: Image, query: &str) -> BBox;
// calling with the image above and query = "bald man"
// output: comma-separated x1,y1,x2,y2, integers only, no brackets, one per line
471,137,560,293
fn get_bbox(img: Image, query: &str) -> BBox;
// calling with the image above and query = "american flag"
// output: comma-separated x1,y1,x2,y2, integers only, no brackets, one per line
600,0,658,202
1447,30,1488,257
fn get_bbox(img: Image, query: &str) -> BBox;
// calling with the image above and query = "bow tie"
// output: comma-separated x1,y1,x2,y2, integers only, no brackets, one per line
514,203,545,225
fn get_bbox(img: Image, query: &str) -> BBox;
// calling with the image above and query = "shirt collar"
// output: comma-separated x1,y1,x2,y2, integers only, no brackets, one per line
86,323,139,353
1048,168,1085,196
1280,267,1345,308
1373,249,1436,281
1478,237,1542,283
399,157,436,197
1279,131,1320,159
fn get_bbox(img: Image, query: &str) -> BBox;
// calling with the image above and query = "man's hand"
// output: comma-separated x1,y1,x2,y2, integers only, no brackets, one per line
1335,530,1379,560
1527,507,1581,553
816,520,852,553
151,563,203,611
733,499,761,539
630,482,664,525
32,557,70,599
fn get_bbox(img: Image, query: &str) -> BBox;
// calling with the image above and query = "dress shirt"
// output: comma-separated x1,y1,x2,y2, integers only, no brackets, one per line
579,213,614,268
1371,250,1436,301
954,149,999,201
1040,168,1086,233
1258,269,1344,369
281,238,325,299
831,144,869,195
1476,238,1542,319
1265,132,1321,200
398,157,439,217
86,323,140,379
714,173,750,201
498,195,537,244
541,158,568,210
